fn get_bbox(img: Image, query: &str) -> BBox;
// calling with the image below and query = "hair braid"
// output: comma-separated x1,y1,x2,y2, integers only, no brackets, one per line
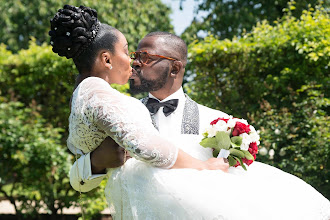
49,5,100,59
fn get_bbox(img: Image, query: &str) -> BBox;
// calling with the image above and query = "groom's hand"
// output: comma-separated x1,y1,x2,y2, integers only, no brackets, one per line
90,137,127,174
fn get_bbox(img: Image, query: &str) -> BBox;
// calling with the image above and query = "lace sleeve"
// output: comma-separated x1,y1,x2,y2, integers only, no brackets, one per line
83,77,178,168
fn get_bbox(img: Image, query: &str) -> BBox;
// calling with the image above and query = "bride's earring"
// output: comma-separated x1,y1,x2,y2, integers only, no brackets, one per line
106,57,112,70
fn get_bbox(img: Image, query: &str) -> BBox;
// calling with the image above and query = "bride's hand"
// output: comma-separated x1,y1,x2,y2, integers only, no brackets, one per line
171,149,229,172
203,158,229,172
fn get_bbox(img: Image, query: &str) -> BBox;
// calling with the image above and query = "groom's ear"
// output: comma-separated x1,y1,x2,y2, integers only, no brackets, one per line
170,61,183,77
101,52,112,70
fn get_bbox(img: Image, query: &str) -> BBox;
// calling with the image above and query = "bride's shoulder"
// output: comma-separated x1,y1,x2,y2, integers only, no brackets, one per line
79,77,110,89
76,77,118,94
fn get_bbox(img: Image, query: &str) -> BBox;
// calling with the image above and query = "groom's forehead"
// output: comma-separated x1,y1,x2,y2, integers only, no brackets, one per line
138,36,169,50
137,36,170,53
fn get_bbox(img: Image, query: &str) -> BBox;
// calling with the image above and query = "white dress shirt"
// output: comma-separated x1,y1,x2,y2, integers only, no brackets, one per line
69,87,228,192
149,87,185,138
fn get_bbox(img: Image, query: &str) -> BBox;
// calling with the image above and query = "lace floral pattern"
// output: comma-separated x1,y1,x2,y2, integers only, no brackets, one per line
67,77,178,168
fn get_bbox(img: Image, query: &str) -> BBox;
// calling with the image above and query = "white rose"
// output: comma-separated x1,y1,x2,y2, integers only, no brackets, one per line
237,118,248,125
249,131,260,143
214,120,228,132
240,133,251,150
206,126,217,137
249,125,256,133
227,118,238,128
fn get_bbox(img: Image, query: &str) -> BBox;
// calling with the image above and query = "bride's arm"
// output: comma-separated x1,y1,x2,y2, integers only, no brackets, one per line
88,78,228,170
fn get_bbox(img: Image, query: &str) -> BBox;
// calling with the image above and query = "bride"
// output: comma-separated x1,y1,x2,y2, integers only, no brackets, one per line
49,5,330,220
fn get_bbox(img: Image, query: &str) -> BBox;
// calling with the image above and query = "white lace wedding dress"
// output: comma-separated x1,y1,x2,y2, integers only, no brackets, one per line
68,77,330,220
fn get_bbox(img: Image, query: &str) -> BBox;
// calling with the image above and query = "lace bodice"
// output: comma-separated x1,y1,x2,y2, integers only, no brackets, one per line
67,77,178,168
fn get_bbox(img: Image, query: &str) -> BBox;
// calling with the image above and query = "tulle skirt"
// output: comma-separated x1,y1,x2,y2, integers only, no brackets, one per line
105,135,330,220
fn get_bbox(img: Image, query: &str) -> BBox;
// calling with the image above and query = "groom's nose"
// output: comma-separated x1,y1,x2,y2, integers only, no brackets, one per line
132,59,142,69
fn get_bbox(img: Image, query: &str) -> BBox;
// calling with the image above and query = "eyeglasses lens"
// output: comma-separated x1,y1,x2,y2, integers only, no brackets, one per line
130,52,150,64
139,52,149,64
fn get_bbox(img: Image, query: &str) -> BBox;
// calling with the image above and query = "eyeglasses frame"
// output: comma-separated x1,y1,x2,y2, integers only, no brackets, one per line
130,50,178,64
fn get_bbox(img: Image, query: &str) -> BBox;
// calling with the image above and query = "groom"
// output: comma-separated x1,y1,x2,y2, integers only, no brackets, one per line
70,32,228,192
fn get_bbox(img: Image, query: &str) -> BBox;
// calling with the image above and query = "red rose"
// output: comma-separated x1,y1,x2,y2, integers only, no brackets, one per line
232,122,251,136
210,117,229,125
248,142,258,155
233,160,240,167
242,158,254,166
233,157,254,167
210,118,220,125
233,158,254,167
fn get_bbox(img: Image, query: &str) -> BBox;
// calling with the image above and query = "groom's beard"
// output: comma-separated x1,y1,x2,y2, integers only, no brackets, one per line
129,67,169,95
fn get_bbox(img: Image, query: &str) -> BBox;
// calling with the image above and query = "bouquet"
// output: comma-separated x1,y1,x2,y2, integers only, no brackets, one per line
200,116,260,170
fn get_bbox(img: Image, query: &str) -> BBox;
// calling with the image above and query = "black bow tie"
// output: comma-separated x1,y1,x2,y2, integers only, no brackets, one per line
146,98,179,117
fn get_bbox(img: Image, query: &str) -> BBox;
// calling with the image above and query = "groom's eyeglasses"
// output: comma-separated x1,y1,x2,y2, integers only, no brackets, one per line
130,51,177,65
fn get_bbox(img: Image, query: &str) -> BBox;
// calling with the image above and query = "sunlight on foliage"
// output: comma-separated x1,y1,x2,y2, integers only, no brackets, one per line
186,6,330,198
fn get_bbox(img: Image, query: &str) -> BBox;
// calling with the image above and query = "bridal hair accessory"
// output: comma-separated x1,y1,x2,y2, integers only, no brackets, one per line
49,5,100,59
200,116,260,170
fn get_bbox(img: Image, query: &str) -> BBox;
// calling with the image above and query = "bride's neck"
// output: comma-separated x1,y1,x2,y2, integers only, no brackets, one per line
74,74,89,90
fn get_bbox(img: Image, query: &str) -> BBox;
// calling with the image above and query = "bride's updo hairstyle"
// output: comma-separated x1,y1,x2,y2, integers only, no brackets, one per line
49,5,118,73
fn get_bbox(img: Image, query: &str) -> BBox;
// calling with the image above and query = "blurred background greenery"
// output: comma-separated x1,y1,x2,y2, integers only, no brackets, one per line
0,0,329,219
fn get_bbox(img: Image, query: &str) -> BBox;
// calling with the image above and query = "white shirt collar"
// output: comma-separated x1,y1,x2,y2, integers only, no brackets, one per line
149,87,185,103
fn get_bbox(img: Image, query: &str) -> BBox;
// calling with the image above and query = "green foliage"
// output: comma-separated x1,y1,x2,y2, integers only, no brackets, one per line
0,99,75,218
186,6,330,198
0,0,173,52
0,40,131,132
253,85,330,198
187,6,330,117
181,0,328,42
0,98,110,219
0,40,76,130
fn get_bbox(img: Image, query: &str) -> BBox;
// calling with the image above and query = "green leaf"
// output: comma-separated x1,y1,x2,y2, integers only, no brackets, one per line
233,156,247,171
229,148,245,158
242,150,254,160
213,148,220,157
228,155,237,166
200,137,218,149
231,142,241,148
231,136,242,146
215,131,231,150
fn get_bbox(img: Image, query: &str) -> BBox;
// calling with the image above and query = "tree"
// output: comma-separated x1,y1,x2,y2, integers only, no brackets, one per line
0,41,76,131
0,0,173,52
0,97,111,219
181,0,328,42
185,6,330,198
0,98,74,219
